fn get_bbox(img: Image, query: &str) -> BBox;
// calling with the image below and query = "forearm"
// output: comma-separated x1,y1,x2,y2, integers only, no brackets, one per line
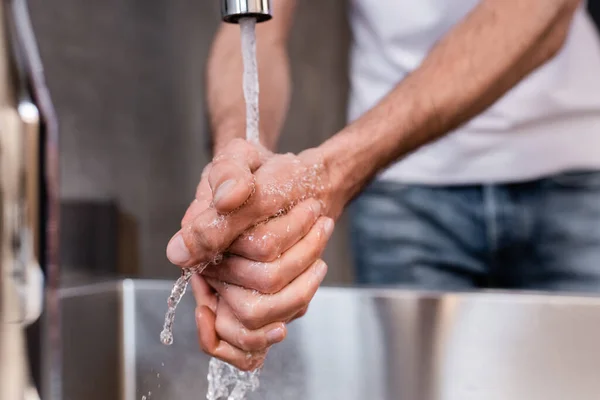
207,22,292,154
319,0,581,209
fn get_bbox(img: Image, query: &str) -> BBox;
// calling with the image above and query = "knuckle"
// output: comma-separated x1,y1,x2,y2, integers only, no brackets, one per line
236,329,265,352
257,269,283,294
207,161,229,183
198,338,213,355
258,240,278,261
210,159,242,180
243,318,265,332
185,224,219,256
235,302,262,329
252,235,280,262
236,329,252,350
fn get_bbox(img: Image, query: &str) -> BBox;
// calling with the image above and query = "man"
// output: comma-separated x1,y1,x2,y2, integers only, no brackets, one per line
166,0,600,370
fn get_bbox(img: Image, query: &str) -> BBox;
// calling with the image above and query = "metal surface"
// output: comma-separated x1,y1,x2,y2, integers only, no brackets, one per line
60,279,600,400
221,0,272,23
0,0,58,399
0,1,39,399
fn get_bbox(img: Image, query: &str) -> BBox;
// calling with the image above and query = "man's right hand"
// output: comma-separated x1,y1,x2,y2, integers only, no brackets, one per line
191,210,332,370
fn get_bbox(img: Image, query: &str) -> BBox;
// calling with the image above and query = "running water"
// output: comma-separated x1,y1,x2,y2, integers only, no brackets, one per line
160,266,204,346
206,17,262,400
240,17,260,146
160,16,263,400
160,252,223,345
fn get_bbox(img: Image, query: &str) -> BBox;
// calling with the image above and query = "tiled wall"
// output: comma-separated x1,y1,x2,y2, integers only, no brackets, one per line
28,0,353,283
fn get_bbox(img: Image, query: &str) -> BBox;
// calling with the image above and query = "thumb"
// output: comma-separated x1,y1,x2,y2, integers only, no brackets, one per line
209,139,263,213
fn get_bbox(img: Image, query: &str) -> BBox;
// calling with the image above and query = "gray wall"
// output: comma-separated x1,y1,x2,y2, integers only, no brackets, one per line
28,0,353,283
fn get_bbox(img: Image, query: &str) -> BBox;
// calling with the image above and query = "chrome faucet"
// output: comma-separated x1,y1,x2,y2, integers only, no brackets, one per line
0,0,59,399
221,0,272,23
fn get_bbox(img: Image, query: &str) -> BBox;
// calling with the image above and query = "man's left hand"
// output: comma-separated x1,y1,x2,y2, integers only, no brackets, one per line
166,138,340,269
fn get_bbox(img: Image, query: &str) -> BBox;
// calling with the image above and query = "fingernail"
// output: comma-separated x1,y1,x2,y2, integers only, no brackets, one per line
310,201,322,216
213,179,237,205
323,218,335,237
166,233,191,265
315,260,328,277
266,326,285,345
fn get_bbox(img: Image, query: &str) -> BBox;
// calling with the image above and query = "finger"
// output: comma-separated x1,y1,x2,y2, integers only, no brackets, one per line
195,305,267,372
190,273,217,313
229,198,323,262
167,167,321,268
209,139,262,213
193,277,271,369
214,300,286,352
182,199,208,228
203,217,335,294
206,259,328,331
182,166,213,227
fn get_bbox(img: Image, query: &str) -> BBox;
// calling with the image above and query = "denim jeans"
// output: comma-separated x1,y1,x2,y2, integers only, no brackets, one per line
349,170,600,293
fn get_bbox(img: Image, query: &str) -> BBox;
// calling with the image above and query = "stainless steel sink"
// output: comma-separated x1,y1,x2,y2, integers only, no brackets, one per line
59,280,600,400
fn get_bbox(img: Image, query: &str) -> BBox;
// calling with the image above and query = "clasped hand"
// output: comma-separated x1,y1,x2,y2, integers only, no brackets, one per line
166,139,336,371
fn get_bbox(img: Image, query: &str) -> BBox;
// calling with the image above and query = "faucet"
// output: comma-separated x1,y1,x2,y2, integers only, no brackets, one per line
221,0,272,23
0,0,59,399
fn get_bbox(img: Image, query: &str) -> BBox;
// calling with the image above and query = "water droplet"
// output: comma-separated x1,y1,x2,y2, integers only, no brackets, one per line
212,253,223,265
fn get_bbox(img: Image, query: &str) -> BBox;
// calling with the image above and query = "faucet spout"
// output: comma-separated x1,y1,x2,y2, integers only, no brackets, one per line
221,0,272,24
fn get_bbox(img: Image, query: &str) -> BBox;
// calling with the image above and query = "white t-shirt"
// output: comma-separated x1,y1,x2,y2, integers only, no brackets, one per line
348,0,600,184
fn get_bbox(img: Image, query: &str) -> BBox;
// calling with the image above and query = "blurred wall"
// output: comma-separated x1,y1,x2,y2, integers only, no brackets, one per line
28,0,353,283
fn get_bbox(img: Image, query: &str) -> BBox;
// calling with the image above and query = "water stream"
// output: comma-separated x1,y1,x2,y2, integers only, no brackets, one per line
161,17,263,400
206,17,262,400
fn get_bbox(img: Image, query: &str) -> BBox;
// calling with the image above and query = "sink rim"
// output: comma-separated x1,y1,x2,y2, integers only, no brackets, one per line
58,278,600,307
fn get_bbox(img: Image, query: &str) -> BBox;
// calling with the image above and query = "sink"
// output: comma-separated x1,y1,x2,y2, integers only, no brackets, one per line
59,280,600,400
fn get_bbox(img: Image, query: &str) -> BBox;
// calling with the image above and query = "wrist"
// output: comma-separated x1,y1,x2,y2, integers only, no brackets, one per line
304,130,374,219
314,106,417,218
322,138,364,213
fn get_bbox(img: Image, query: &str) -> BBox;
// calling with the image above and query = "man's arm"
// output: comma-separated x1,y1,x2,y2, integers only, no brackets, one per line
173,0,582,370
320,0,582,209
206,1,297,153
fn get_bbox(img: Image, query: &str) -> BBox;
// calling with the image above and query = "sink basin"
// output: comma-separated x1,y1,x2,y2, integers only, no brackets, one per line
59,280,600,400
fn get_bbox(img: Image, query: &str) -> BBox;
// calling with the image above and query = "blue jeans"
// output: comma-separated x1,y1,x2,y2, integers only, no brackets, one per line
349,170,600,293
